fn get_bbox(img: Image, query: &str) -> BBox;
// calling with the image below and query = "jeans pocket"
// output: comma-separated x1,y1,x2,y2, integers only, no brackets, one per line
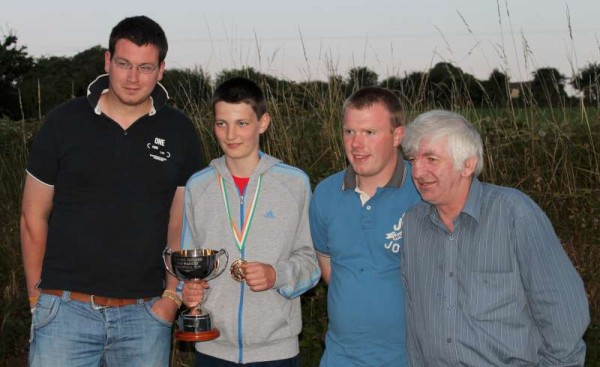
32,294,61,330
30,294,61,343
144,298,174,327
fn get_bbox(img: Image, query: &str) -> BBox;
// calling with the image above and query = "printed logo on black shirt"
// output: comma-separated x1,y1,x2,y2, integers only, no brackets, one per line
146,137,171,162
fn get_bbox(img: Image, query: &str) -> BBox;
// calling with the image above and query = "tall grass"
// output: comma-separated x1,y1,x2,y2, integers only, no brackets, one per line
0,118,32,366
1,74,599,366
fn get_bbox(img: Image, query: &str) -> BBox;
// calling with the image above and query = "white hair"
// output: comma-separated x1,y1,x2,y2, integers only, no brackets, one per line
402,110,484,176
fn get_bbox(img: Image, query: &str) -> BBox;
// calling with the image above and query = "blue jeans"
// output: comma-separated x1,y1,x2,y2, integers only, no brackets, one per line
29,291,172,367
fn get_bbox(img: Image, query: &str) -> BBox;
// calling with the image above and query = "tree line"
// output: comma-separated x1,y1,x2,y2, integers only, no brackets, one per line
1,34,599,121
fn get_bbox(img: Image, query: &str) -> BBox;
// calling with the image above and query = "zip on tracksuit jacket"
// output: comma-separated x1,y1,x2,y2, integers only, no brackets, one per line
181,153,321,364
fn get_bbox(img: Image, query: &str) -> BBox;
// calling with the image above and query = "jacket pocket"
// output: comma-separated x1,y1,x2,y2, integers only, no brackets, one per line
243,290,294,345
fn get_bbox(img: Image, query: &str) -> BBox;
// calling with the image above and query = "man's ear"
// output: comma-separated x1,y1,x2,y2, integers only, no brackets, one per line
462,156,478,177
259,112,271,134
156,60,166,81
104,51,112,74
392,126,405,148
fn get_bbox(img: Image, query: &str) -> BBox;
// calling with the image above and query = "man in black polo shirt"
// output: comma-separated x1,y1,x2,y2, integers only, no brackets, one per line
20,16,203,366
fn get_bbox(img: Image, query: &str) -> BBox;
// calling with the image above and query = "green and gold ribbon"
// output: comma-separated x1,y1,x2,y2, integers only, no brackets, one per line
218,174,262,252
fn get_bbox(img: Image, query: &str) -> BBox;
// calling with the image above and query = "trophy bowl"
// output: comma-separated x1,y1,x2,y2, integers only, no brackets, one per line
170,248,225,280
163,247,229,342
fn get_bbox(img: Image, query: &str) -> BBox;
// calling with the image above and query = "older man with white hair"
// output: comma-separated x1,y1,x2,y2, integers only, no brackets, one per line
400,110,590,366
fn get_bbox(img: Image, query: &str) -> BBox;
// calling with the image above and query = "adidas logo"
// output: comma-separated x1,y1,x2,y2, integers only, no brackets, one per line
264,210,275,219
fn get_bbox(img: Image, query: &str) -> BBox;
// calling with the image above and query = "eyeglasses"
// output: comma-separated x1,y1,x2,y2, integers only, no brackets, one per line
113,58,159,74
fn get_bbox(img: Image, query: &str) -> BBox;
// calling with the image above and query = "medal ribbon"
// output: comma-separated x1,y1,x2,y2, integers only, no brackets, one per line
218,174,262,252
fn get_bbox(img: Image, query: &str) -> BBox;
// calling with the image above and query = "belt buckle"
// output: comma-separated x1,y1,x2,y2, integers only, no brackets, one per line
90,295,108,310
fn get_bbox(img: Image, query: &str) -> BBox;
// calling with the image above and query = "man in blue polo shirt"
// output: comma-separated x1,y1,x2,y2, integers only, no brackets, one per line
309,87,420,366
21,16,203,366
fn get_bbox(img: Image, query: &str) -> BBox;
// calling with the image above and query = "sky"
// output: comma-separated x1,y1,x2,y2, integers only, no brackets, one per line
2,0,599,84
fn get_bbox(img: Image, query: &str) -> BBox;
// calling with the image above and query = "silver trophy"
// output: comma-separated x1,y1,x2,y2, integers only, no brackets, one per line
163,247,228,342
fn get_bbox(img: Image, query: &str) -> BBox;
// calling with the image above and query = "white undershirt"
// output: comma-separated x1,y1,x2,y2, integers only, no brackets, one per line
354,186,371,206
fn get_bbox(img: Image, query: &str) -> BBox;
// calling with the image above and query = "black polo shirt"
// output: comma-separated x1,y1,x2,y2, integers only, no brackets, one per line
27,75,203,298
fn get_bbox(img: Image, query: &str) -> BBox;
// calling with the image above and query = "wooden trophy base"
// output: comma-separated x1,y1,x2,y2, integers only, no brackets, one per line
175,328,220,342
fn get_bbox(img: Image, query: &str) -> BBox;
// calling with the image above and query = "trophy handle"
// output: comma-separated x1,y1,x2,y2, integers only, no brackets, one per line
162,247,178,278
206,248,229,281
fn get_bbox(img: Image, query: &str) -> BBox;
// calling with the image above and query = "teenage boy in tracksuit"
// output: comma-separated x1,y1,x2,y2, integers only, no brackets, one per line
181,77,320,367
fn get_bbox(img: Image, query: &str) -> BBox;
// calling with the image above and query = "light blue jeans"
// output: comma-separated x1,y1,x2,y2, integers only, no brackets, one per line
29,291,173,367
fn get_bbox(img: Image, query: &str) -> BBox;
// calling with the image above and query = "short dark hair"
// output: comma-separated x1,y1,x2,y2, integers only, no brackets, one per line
343,87,405,127
109,16,168,63
212,77,267,118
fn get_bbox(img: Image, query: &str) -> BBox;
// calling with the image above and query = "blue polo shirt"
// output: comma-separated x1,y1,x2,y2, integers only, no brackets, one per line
309,157,421,367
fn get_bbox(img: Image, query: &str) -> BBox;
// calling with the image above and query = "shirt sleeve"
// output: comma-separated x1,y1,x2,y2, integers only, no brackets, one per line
177,120,204,187
401,226,426,367
27,114,59,185
515,197,590,366
272,176,321,299
308,184,330,256
181,184,196,250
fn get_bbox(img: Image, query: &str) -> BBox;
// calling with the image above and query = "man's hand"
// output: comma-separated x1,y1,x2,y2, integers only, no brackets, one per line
243,262,276,292
182,280,209,309
151,297,179,323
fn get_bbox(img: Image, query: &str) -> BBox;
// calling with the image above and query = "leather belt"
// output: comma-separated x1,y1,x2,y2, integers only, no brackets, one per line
41,289,152,307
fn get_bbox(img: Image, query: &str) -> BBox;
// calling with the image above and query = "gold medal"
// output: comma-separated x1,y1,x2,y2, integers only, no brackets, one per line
230,259,247,282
